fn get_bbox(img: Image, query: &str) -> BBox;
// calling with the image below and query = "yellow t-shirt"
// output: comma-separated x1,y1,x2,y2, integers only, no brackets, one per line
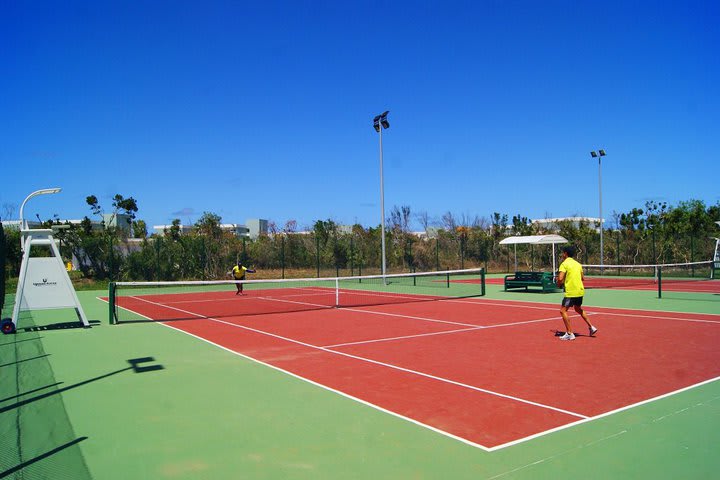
558,257,585,298
232,265,248,279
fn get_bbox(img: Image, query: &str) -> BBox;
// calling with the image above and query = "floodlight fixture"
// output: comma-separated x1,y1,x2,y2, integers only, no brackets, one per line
599,149,606,156
380,111,390,129
590,151,598,158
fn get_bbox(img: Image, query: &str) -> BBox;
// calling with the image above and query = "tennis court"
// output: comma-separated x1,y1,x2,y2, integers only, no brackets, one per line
3,268,720,479
109,277,720,451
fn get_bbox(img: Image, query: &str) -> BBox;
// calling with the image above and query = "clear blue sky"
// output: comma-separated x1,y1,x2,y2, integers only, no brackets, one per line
2,1,718,232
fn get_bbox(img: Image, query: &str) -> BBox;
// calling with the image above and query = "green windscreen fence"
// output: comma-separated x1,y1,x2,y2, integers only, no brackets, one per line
0,221,6,315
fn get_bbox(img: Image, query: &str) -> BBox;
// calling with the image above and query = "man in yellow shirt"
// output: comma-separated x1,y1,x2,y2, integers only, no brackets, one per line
556,246,597,341
231,262,256,295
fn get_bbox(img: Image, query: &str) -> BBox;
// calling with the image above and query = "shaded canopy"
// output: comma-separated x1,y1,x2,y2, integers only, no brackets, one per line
498,234,568,246
499,235,569,273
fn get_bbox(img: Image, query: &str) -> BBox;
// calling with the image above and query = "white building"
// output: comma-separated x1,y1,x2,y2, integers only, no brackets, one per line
153,219,266,238
246,219,268,239
532,217,603,232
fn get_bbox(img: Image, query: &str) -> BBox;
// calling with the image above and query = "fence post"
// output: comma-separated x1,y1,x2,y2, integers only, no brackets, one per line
316,234,320,278
435,238,440,271
281,235,285,279
690,235,695,276
350,236,354,276
108,234,114,281
155,236,161,280
242,236,247,265
531,244,534,271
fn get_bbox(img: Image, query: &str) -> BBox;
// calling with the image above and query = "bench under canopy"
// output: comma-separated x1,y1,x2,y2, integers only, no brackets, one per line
498,234,569,274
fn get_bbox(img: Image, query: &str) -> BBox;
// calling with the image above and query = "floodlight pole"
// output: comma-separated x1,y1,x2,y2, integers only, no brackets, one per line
590,151,606,267
373,111,390,280
379,126,386,279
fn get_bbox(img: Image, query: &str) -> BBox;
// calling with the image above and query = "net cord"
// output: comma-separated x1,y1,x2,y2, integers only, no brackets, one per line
112,267,486,288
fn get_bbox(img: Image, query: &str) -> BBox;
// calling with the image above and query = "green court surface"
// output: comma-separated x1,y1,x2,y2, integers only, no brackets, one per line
1,284,719,479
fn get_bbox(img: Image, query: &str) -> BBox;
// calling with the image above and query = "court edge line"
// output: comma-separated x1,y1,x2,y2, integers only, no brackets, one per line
129,296,590,420
103,296,720,452
450,297,720,321
485,375,720,452
486,430,629,479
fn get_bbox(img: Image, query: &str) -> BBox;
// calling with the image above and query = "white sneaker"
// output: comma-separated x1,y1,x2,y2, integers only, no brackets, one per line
559,332,576,341
589,326,598,337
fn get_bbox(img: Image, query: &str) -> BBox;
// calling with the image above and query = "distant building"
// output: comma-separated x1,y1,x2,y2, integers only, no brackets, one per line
152,220,262,238
221,224,250,237
246,219,268,239
102,213,133,233
2,217,120,233
153,223,195,235
0,220,41,230
532,217,602,232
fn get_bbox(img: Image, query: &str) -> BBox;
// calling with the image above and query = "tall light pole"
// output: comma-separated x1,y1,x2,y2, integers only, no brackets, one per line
373,111,390,279
590,150,606,267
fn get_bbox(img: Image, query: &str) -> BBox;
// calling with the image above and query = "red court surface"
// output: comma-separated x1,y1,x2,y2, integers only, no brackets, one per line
115,291,720,450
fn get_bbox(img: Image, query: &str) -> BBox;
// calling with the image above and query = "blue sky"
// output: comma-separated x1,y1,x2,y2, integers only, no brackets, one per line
2,1,718,232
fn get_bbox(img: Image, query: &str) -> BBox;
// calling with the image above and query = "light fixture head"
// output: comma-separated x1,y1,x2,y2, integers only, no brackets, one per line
373,111,390,131
598,149,606,156
590,151,598,158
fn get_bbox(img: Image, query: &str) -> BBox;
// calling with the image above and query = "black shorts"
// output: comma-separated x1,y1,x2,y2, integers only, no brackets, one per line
561,297,584,308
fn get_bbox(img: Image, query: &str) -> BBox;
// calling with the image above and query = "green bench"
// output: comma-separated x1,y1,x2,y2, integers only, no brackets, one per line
504,271,560,293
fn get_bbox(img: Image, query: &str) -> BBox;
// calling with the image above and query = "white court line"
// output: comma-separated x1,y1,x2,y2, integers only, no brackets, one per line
105,294,720,452
323,315,561,348
448,297,720,322
323,326,486,348
485,375,720,451
487,430,629,478
130,295,589,422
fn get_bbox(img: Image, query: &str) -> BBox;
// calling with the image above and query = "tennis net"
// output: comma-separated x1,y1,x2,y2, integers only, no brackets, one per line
108,267,486,324
582,260,716,294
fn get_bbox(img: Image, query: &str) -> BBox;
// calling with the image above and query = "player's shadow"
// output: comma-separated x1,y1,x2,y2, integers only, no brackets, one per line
551,329,596,338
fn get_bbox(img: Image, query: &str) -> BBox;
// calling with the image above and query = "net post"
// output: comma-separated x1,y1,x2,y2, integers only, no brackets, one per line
481,268,486,296
335,278,340,307
446,272,450,288
657,266,662,299
109,282,117,324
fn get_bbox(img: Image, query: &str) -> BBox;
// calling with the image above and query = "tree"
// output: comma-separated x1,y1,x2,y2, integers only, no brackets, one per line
511,214,534,236
86,194,138,226
313,219,337,247
194,212,223,238
133,219,148,239
283,220,297,233
389,205,411,233
415,210,431,232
